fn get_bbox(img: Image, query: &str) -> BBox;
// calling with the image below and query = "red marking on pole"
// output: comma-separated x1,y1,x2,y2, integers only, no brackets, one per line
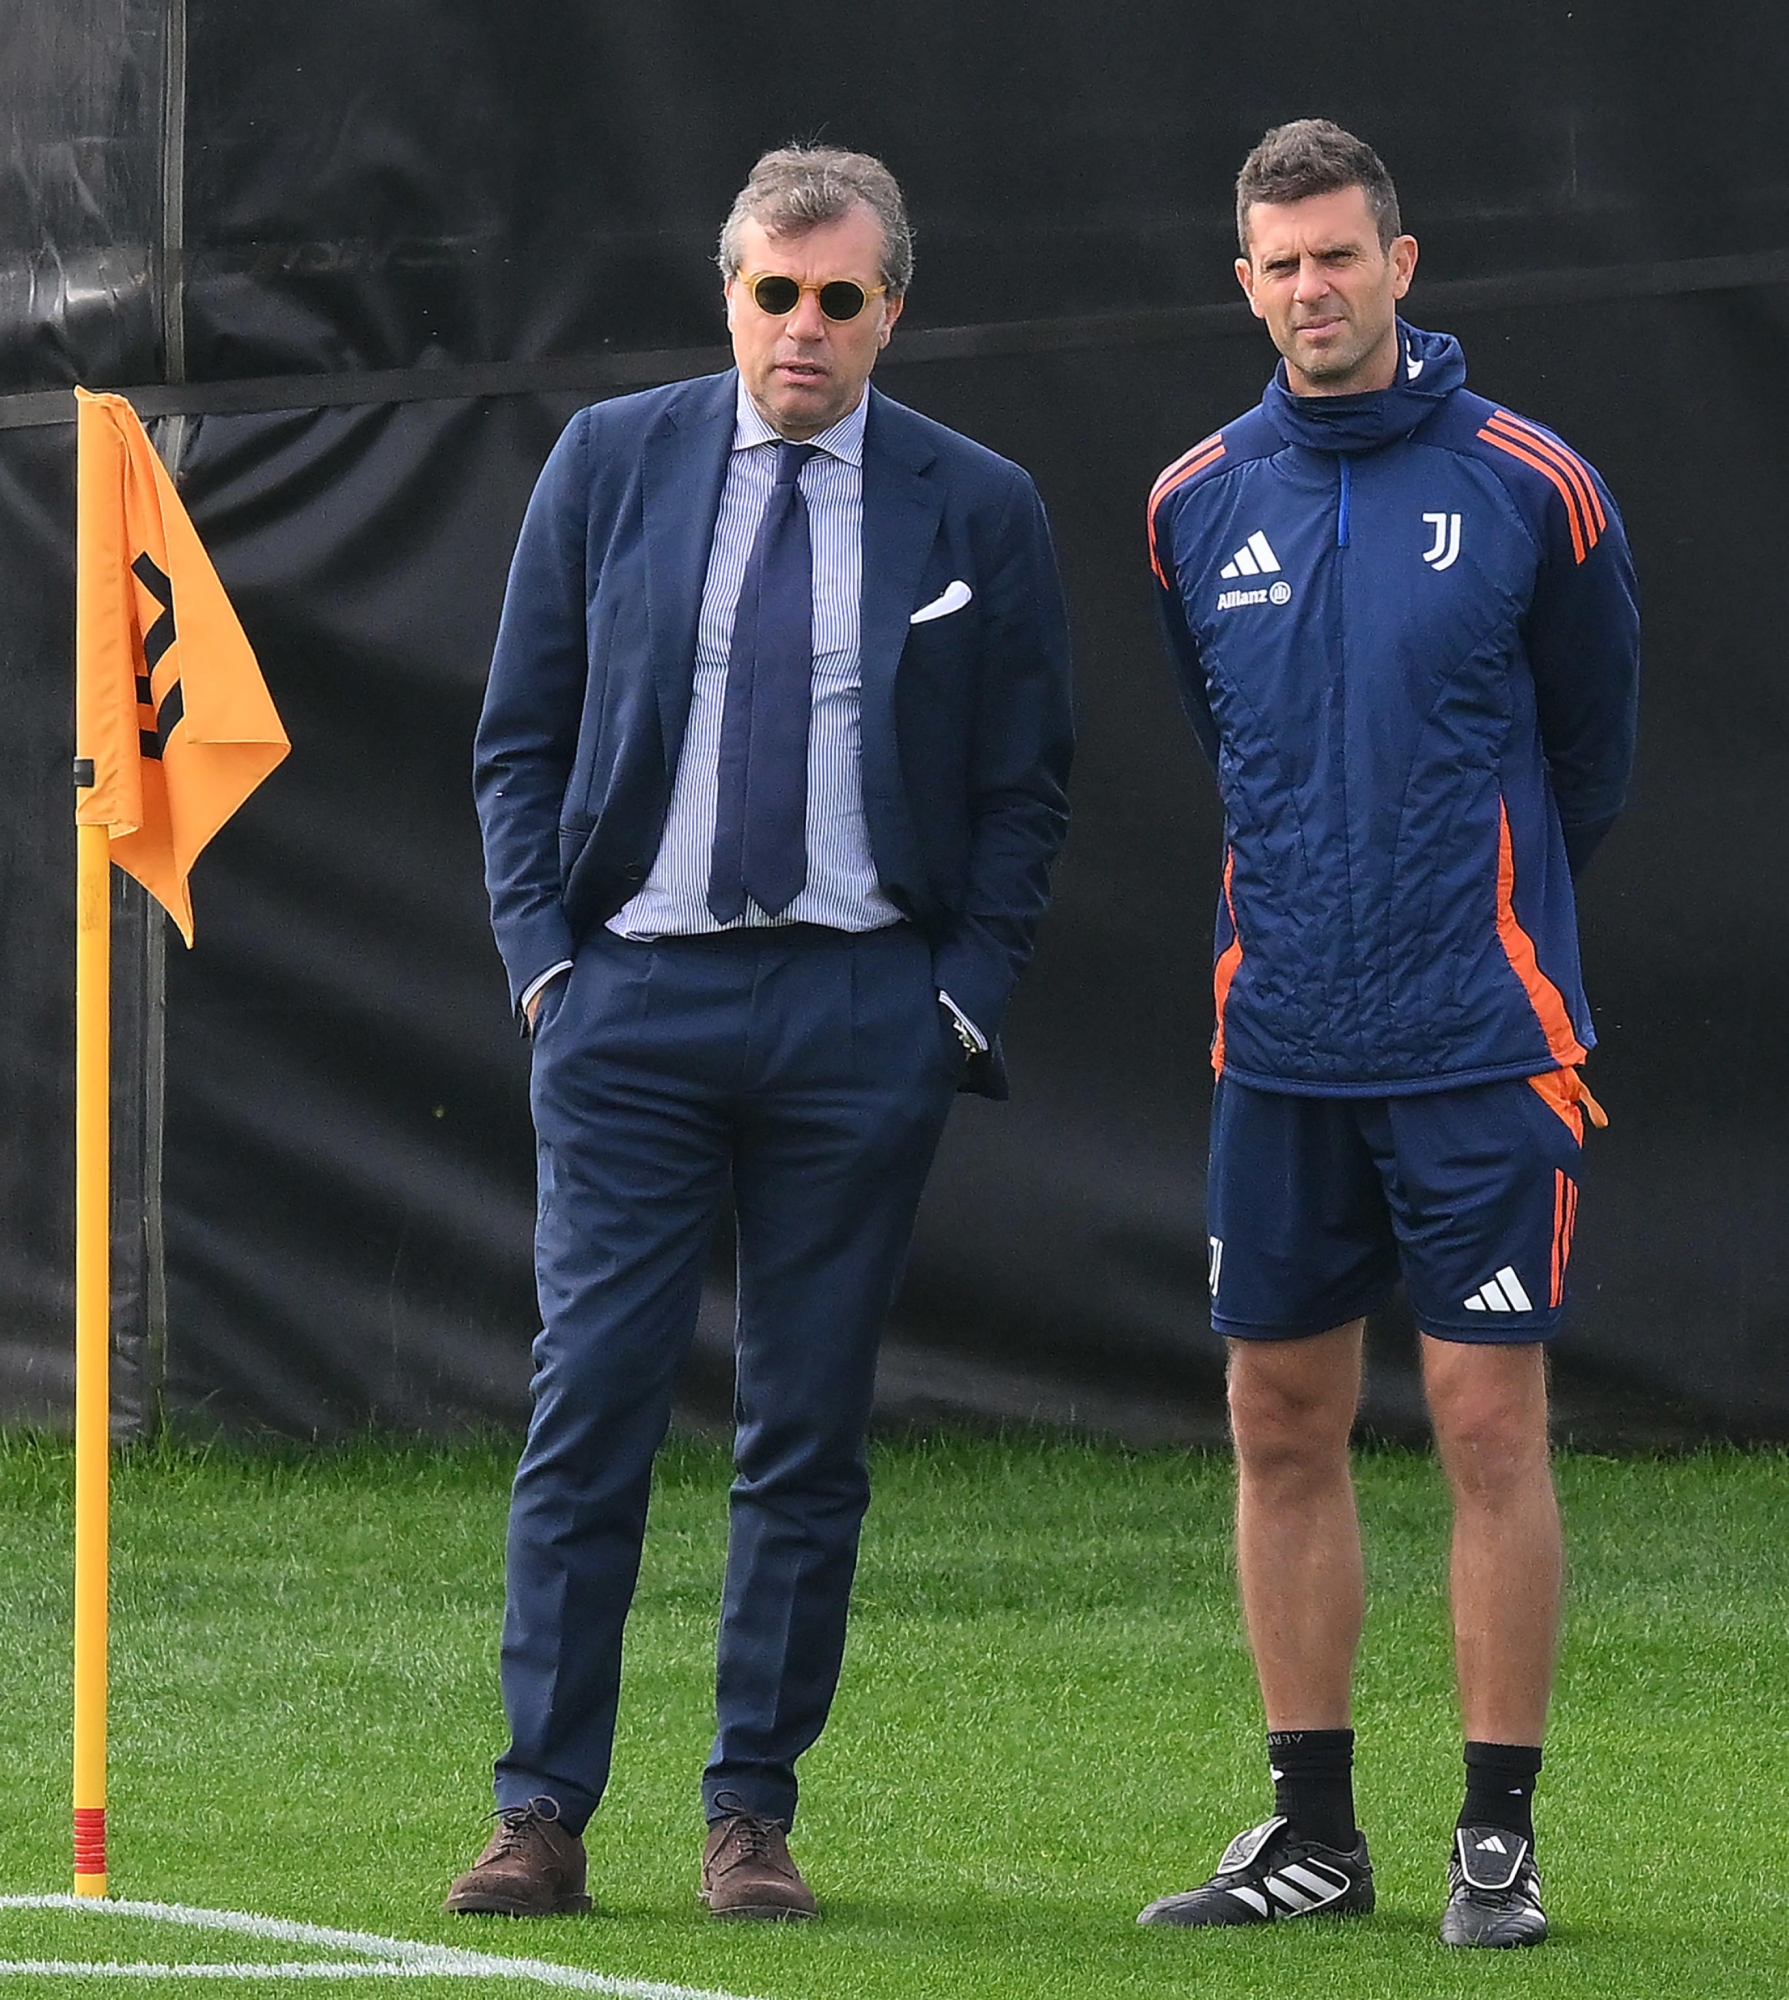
74,1807,107,1874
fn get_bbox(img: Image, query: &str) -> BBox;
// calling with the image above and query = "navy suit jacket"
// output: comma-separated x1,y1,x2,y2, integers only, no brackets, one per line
474,369,1073,1098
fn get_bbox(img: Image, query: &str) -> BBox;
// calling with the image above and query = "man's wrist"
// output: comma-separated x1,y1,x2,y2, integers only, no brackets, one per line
520,960,574,1028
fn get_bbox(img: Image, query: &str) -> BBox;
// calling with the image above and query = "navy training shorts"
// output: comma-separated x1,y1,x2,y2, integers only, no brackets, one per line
1206,1071,1595,1343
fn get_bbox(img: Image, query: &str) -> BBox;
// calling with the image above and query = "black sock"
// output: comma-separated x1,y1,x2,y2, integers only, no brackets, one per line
1266,1728,1356,1850
1459,1741,1542,1843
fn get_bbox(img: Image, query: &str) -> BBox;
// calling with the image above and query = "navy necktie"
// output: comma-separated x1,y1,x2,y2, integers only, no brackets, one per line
708,440,818,924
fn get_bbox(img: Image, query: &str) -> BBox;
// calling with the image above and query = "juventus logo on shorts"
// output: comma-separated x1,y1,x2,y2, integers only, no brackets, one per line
1208,1235,1224,1299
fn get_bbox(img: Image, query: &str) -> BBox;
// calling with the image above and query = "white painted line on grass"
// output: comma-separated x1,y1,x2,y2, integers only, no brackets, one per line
0,1968,414,1981
0,1898,771,1998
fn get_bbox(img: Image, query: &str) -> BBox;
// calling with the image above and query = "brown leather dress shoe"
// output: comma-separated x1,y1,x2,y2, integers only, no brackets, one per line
443,1798,592,1916
700,1812,817,1920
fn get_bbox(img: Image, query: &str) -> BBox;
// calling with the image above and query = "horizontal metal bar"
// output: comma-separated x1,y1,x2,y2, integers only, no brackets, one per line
4,244,1786,431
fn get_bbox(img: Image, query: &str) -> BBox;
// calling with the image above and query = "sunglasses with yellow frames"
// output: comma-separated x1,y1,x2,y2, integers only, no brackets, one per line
738,272,888,323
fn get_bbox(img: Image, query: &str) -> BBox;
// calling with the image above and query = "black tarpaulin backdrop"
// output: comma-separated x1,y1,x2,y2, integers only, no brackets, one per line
2,3,1786,1439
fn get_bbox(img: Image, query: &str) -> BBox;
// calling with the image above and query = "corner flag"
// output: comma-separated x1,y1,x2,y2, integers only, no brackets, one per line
70,388,288,1898
74,386,289,943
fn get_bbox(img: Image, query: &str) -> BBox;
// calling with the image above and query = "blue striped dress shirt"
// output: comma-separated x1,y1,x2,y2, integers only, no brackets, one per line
610,379,900,939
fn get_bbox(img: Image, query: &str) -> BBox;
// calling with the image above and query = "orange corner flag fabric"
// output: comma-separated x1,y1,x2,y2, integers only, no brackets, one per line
74,387,289,944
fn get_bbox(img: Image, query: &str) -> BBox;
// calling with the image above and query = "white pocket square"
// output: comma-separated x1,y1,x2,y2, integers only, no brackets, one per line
910,579,973,624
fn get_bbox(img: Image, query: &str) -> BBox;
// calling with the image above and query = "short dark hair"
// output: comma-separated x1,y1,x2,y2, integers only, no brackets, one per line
718,145,914,295
1235,120,1401,254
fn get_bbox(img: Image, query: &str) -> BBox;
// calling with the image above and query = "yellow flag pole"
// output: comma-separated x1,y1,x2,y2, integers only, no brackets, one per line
73,807,111,1898
67,398,285,1900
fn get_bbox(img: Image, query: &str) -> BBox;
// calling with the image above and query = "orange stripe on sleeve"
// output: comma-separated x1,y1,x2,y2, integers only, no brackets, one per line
1211,846,1243,1076
1496,414,1606,535
1147,440,1226,584
1148,433,1223,510
1496,801,1588,1066
1479,423,1589,562
1487,412,1606,539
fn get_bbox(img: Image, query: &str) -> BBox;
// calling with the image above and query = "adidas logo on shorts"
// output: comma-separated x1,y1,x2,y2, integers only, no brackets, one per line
1462,1265,1533,1313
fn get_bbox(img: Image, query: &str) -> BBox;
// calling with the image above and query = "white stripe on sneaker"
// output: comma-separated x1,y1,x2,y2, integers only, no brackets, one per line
1265,1876,1318,1914
1279,1864,1341,1899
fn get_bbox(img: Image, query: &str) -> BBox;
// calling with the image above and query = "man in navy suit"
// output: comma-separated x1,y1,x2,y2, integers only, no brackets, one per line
448,146,1072,1921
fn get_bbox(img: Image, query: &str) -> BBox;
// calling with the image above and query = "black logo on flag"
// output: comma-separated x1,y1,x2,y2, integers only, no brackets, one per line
132,552,185,760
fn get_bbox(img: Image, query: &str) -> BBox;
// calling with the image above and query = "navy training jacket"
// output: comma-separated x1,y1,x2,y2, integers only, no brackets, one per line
1148,322,1639,1097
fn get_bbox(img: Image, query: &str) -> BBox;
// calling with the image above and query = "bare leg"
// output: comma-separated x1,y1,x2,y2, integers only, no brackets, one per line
1420,1336,1560,1744
1228,1322,1366,1729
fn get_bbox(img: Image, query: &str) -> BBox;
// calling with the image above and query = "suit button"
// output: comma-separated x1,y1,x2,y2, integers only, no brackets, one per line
621,864,644,882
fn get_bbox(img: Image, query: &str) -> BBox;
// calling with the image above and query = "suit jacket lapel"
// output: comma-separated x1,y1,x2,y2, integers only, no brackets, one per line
859,390,943,817
642,374,736,763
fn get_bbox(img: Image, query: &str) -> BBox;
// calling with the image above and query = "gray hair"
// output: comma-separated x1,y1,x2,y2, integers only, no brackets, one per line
1235,119,1402,253
717,145,914,295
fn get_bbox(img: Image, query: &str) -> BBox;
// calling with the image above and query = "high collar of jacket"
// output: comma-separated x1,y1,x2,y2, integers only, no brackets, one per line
1261,321,1466,455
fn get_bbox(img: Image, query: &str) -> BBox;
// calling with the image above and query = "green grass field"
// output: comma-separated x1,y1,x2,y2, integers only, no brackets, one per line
0,1431,1783,1997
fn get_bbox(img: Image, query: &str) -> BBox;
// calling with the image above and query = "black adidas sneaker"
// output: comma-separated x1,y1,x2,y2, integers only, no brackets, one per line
1136,1815,1375,1928
1439,1825,1547,1947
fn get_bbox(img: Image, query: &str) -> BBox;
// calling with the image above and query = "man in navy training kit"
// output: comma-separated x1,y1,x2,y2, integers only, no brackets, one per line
451,145,1072,1921
1139,121,1638,1947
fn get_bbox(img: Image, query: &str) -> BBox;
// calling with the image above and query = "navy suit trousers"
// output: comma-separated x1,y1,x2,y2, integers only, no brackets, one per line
495,922,962,1833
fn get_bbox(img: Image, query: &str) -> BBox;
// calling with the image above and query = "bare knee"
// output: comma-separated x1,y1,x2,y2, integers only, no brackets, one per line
1228,1325,1362,1491
1423,1338,1552,1507
1438,1401,1550,1506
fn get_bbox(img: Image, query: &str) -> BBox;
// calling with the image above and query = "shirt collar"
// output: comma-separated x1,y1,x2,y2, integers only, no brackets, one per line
732,374,867,467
